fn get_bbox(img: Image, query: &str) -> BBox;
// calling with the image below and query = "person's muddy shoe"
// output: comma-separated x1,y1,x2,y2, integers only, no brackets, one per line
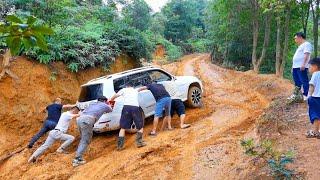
149,131,157,136
72,157,86,167
56,148,69,154
28,156,36,163
117,136,125,151
136,132,146,148
306,130,320,138
181,124,191,129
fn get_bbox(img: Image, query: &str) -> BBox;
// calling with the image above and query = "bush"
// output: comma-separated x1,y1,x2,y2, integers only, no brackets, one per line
144,30,183,61
187,38,212,53
241,139,296,179
25,23,121,71
103,23,153,62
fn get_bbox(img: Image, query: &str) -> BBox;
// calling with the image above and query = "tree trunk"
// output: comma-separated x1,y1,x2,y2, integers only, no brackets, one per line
280,9,291,77
256,13,272,72
312,0,320,57
301,0,311,37
0,49,18,81
251,0,259,73
275,17,282,77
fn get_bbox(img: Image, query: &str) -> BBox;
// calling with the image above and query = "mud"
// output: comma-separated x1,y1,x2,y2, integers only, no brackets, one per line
0,54,293,179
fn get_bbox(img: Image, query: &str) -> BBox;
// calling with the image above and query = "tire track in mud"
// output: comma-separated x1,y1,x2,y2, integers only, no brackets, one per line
61,54,269,180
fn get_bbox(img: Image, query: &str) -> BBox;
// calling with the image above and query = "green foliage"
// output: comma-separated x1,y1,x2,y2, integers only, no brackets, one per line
3,1,154,72
144,30,183,61
241,138,296,179
0,14,53,55
104,23,153,62
123,0,152,31
163,0,207,44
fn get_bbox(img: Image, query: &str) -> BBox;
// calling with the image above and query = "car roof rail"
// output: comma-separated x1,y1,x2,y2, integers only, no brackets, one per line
88,66,158,83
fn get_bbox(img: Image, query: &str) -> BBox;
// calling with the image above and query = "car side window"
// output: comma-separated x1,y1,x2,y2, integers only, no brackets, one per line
148,70,172,83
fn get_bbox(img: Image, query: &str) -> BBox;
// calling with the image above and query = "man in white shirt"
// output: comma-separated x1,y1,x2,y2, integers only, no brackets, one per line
110,81,146,151
290,32,313,101
28,106,80,163
162,81,191,129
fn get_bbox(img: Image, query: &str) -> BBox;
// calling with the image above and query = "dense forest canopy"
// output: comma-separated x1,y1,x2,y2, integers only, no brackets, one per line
0,0,319,78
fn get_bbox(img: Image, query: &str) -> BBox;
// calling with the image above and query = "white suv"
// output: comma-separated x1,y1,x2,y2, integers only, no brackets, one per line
77,66,203,133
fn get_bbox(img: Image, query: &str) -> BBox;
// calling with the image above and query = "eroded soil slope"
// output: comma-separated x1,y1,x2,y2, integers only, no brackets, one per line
0,54,293,179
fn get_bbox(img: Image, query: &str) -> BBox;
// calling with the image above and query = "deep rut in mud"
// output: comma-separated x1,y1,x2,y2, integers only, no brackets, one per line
0,54,278,180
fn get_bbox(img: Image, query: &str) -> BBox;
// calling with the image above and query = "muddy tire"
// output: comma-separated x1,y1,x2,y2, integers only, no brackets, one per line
126,108,145,134
187,86,202,108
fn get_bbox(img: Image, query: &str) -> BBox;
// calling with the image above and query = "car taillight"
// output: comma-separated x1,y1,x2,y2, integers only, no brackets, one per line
108,100,115,109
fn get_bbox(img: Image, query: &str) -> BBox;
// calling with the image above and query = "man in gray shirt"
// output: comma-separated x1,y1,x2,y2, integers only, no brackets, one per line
72,96,112,167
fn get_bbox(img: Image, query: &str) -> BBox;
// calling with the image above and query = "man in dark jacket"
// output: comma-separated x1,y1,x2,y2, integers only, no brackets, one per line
28,98,76,148
138,83,172,136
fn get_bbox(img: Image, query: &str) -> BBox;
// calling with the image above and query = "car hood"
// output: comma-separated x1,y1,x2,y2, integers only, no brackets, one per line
175,76,201,82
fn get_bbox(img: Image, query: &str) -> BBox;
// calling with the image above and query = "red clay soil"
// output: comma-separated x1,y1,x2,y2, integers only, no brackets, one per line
0,55,138,157
0,54,316,180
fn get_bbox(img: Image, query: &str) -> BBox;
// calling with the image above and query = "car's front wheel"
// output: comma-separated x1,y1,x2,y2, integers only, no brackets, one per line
187,86,202,108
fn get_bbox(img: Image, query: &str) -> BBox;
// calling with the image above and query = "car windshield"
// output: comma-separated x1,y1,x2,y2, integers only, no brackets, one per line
78,84,103,102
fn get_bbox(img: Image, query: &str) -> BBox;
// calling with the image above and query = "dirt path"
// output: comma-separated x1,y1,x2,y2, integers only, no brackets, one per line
0,54,288,180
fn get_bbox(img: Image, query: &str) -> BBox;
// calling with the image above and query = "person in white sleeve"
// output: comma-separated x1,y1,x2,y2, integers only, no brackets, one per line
289,32,313,101
28,106,80,163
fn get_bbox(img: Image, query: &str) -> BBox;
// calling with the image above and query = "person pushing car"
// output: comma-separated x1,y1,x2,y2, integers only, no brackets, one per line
110,80,147,150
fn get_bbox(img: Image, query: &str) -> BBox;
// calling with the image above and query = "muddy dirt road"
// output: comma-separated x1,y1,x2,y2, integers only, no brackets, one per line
0,54,290,179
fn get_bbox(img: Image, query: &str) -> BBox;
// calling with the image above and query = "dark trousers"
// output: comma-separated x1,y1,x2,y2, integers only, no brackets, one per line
28,120,57,147
292,68,309,96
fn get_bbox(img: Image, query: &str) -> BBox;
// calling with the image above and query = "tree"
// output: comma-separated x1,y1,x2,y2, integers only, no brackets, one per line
163,0,197,43
0,15,53,80
311,0,320,57
298,0,311,36
150,13,167,41
251,0,272,73
123,0,152,31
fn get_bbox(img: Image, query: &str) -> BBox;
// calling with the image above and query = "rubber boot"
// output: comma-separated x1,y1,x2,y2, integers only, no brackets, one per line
136,132,146,148
117,136,125,151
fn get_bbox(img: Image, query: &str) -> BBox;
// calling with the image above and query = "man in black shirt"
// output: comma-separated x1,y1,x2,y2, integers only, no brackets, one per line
28,98,76,148
138,83,173,136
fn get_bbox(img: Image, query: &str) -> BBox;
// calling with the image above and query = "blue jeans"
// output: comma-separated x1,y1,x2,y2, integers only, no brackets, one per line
28,120,57,147
154,97,172,117
292,68,309,96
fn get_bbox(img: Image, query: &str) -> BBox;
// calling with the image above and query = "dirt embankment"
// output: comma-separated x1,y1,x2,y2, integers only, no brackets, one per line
0,55,138,156
0,54,300,180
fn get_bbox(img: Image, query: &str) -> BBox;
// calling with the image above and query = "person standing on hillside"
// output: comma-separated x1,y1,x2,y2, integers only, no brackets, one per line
28,106,80,163
162,81,191,129
288,32,313,102
138,83,173,136
110,81,146,151
72,96,112,167
28,98,76,148
306,58,320,138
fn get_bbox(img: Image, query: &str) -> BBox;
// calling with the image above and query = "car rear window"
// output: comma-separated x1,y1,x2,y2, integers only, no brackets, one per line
78,84,103,102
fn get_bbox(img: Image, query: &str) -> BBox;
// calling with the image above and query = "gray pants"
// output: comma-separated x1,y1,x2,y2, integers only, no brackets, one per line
31,130,75,158
75,115,96,159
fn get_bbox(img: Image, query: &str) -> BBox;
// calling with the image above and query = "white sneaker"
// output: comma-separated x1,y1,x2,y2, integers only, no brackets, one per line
56,148,69,154
72,157,86,167
28,156,36,163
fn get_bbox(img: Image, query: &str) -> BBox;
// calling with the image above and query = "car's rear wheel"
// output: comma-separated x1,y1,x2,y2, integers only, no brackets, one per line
187,86,202,108
126,108,145,133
